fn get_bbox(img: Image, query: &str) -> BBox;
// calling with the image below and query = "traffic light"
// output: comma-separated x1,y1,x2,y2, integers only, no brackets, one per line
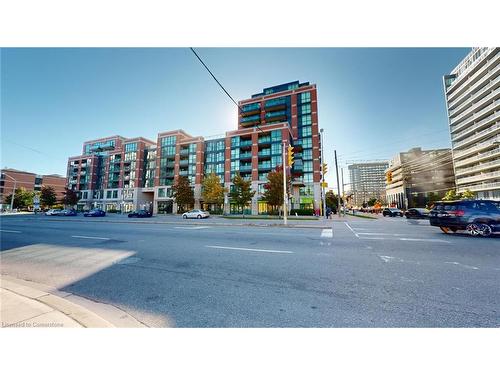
322,163,328,175
287,145,294,167
386,171,392,183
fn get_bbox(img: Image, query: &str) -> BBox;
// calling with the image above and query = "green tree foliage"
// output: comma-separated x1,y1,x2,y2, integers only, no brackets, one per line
325,191,342,211
40,186,57,208
262,166,289,215
3,187,34,209
442,189,461,201
202,172,226,206
367,197,378,207
229,173,255,217
460,189,475,200
172,176,194,213
62,188,79,207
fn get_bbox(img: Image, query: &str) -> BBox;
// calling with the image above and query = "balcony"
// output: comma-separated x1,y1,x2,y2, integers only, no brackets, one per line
179,159,189,166
265,110,287,122
180,149,190,156
451,99,500,133
179,170,189,176
449,74,500,117
241,102,261,116
452,110,500,141
239,164,252,172
455,158,500,177
240,114,261,123
450,89,500,127
258,137,271,144
239,152,252,160
458,180,500,192
258,149,271,158
264,98,287,111
453,122,500,150
454,147,500,168
457,169,500,185
258,163,271,170
454,135,500,159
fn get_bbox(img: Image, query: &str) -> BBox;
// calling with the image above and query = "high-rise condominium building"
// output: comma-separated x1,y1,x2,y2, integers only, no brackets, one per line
66,81,322,214
385,147,455,209
347,161,389,207
443,47,500,200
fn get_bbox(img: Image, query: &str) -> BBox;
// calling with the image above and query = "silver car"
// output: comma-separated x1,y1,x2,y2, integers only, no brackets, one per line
45,209,62,216
182,209,210,219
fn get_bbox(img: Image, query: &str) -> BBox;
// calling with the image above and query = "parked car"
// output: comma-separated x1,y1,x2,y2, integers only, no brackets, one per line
84,209,106,217
429,200,500,237
45,209,62,216
382,208,403,217
59,209,77,216
128,210,152,218
404,208,430,219
182,209,210,219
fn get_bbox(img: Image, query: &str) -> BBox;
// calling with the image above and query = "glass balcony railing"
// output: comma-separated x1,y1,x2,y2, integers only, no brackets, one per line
265,110,286,119
265,98,286,108
258,149,271,157
240,140,253,147
258,137,271,144
241,114,260,123
258,163,271,169
240,152,252,159
239,164,252,171
241,103,261,112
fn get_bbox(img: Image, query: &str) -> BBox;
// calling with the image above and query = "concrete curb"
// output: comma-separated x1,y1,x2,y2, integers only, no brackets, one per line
39,217,334,229
1,275,146,328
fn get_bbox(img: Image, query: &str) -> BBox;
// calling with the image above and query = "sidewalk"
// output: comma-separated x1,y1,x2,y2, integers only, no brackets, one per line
0,275,146,328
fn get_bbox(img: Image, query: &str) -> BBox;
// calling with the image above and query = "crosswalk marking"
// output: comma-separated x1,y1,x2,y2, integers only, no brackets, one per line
321,229,333,238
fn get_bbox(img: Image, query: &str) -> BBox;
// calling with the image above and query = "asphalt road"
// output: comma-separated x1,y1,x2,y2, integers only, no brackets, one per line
1,214,499,327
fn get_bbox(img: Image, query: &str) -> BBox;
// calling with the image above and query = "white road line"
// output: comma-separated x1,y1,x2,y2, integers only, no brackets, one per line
174,226,210,230
71,235,110,240
379,255,394,263
205,245,293,254
321,229,333,238
344,222,359,238
0,229,22,233
399,238,450,243
445,261,479,270
357,233,404,236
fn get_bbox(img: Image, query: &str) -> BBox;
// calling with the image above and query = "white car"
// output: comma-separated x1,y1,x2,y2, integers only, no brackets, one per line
182,209,210,219
45,209,62,216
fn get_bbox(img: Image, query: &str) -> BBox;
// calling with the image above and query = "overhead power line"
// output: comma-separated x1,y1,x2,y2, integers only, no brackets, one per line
189,48,265,134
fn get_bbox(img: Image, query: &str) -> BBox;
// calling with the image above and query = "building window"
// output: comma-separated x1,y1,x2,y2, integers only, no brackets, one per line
112,190,118,199
125,143,137,152
271,130,281,142
158,188,165,198
271,143,281,155
302,137,312,149
303,149,313,160
106,190,112,199
231,149,240,160
271,155,282,168
231,160,240,171
303,173,313,183
161,136,176,146
162,146,176,156
303,161,313,172
300,114,312,126
300,104,311,114
231,137,240,148
299,92,311,103
301,126,312,137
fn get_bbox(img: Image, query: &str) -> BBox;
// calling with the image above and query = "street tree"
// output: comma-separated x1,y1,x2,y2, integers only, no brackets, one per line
172,176,195,213
3,187,34,209
367,197,378,207
201,172,226,213
461,189,475,200
262,166,289,216
62,188,79,207
40,186,57,208
229,173,255,217
325,190,342,212
442,189,461,201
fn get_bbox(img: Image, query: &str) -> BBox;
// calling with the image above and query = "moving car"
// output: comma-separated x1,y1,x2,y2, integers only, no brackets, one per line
84,209,106,217
404,208,430,219
182,209,210,219
59,209,77,216
429,200,500,237
45,209,62,216
128,210,152,218
382,208,403,217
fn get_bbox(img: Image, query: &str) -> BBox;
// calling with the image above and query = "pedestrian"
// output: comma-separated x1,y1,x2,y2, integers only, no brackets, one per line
326,207,332,219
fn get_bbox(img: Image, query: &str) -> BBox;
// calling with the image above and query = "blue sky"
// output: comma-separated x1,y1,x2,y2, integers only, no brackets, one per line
1,48,468,187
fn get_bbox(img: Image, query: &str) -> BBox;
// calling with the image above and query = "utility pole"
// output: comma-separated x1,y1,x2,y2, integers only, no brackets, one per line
320,129,326,218
334,150,341,218
282,140,288,225
341,167,345,216
3,173,17,211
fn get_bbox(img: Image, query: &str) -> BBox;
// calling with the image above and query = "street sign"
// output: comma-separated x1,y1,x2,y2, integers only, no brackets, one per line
34,196,40,204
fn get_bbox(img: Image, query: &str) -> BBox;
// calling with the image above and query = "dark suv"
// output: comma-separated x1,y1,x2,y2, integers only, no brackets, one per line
429,200,500,237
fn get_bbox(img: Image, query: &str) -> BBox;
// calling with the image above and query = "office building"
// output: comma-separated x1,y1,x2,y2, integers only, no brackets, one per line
0,168,66,208
385,147,455,209
443,47,500,200
347,161,389,206
66,81,323,214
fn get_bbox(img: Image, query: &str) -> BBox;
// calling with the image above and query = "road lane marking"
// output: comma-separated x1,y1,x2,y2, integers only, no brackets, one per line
357,232,404,236
379,255,394,263
205,245,293,254
445,262,479,270
0,229,22,233
344,222,359,237
71,235,111,240
399,238,450,243
321,229,333,238
174,226,210,230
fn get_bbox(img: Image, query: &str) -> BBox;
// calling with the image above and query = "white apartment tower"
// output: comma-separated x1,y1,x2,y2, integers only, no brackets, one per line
443,47,500,200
